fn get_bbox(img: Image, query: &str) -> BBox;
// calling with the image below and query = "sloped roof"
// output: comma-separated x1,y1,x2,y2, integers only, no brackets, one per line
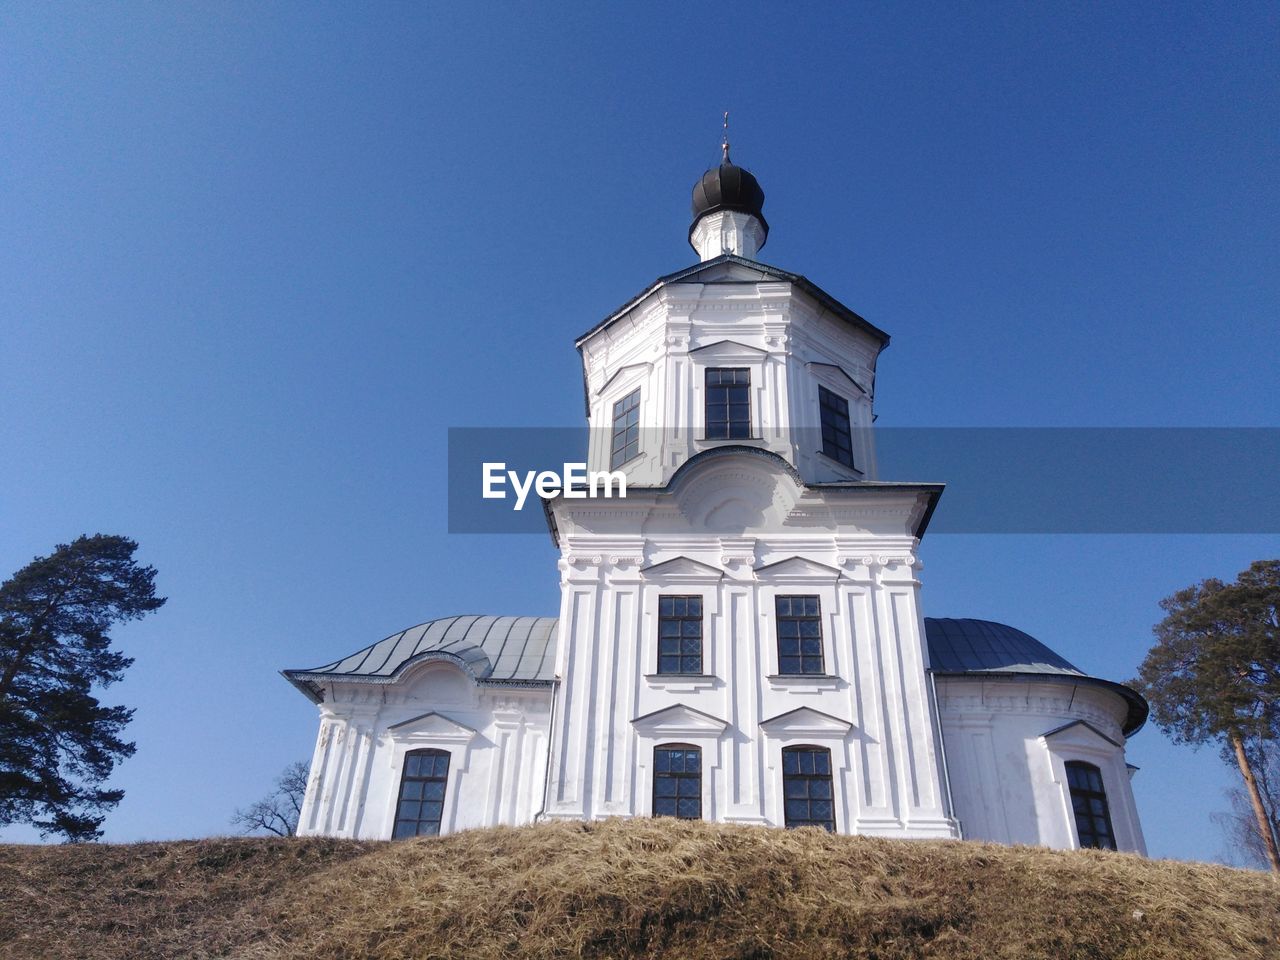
282,615,558,702
924,617,1147,736
282,612,1145,735
576,254,890,349
924,618,1083,675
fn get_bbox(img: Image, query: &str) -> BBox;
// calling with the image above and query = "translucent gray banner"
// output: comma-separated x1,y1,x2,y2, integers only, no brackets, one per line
447,427,1280,534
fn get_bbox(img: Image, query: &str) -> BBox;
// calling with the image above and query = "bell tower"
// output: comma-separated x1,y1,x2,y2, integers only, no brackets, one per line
545,147,958,840
581,149,888,488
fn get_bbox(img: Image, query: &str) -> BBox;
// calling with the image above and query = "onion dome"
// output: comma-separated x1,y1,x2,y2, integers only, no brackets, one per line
690,149,769,239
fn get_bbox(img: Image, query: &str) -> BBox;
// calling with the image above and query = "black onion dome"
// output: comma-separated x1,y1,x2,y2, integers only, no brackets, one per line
690,161,768,238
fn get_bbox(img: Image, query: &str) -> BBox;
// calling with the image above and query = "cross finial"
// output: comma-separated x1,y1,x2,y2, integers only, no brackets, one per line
722,111,730,163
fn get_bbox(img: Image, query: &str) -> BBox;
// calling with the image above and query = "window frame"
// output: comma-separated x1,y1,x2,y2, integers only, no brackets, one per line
781,745,836,831
1065,760,1117,851
703,367,752,440
609,387,642,469
657,595,704,676
775,595,826,676
817,384,855,469
652,743,703,820
392,748,450,839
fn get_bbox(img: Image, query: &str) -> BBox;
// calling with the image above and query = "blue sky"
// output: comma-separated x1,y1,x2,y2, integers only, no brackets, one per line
1,3,1276,862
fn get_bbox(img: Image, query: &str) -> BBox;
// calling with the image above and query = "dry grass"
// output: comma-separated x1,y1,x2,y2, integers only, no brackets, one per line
1,819,1277,960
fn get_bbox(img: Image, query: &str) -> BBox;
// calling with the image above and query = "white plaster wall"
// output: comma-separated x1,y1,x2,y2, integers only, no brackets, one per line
296,662,553,840
936,676,1146,853
543,458,958,840
690,211,767,262
580,267,882,487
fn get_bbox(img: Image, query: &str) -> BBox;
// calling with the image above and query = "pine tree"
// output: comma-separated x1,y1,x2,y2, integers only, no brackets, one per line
0,535,164,841
1132,559,1280,871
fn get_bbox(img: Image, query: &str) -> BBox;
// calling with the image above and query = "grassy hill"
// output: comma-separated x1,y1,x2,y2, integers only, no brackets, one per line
0,818,1276,959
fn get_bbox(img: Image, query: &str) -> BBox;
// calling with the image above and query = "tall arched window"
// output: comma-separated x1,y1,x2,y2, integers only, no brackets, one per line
393,748,450,838
653,744,702,819
782,745,835,831
1065,761,1116,850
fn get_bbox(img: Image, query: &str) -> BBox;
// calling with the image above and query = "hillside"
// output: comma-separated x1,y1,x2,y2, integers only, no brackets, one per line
0,819,1276,960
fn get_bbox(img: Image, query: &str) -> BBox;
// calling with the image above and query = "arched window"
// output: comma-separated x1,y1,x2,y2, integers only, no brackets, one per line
653,744,702,819
1065,761,1116,850
782,745,835,831
393,748,450,838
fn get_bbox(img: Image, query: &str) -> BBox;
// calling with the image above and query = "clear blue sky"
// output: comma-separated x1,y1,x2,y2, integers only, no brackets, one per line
1,3,1276,863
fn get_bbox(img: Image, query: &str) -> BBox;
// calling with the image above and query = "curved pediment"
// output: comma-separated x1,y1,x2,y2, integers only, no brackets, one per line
668,448,803,534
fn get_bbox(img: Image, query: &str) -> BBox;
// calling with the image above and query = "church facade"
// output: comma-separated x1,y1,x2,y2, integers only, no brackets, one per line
284,151,1148,853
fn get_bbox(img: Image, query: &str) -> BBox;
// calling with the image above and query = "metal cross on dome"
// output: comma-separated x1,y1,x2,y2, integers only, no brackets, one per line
722,110,731,163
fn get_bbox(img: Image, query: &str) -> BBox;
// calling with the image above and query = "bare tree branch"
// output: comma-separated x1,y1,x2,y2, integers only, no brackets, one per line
231,761,310,837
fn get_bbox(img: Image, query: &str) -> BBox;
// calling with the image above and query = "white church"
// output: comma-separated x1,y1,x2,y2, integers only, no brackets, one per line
284,146,1148,854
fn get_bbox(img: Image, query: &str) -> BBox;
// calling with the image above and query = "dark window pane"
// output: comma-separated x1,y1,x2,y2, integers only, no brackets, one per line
653,746,701,820
1065,762,1116,850
657,595,703,675
610,388,642,468
775,595,824,675
818,385,855,469
705,368,751,438
394,749,450,839
782,747,836,831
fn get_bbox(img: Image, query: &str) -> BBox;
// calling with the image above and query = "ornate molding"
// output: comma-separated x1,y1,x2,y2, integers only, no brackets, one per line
936,689,1124,742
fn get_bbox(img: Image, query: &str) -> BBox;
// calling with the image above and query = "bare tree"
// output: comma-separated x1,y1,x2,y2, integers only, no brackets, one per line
231,761,309,837
1213,740,1280,869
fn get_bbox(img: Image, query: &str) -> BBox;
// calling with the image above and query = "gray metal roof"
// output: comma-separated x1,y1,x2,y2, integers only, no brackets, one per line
924,617,1082,675
282,615,558,702
924,617,1147,735
281,611,1145,735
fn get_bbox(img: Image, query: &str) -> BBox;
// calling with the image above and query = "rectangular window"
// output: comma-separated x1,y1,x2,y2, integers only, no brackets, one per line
705,368,751,439
658,595,703,675
818,384,855,469
653,745,702,819
1066,761,1116,850
610,388,641,469
782,746,835,831
776,595,824,675
393,749,449,838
